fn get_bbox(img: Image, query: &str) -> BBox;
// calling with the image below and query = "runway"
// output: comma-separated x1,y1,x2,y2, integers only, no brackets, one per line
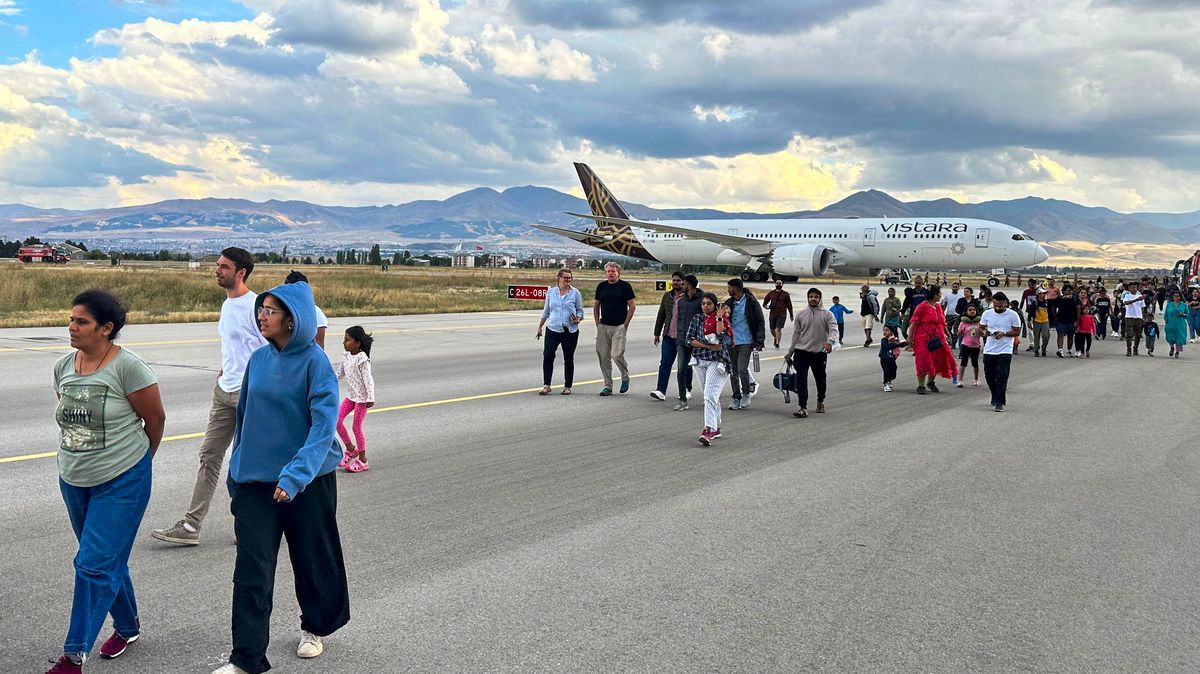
2,282,1198,673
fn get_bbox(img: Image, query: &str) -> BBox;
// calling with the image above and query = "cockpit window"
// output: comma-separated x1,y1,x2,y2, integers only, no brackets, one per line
1012,234,1034,241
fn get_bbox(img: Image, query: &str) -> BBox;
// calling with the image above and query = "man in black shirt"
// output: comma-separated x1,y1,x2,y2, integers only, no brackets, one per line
900,275,926,338
593,261,637,395
1051,284,1081,357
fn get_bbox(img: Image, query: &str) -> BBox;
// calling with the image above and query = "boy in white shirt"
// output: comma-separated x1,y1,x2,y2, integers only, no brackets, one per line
978,292,1023,412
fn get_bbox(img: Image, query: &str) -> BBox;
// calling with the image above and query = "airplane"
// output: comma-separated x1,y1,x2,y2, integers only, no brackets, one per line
534,163,1050,283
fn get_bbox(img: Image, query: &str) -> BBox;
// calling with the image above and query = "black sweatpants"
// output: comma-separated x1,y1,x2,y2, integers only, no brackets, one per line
792,349,828,408
229,471,350,674
880,357,897,384
983,353,1012,407
542,328,579,387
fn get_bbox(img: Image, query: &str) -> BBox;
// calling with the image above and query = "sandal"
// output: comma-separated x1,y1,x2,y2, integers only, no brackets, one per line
560,388,572,395
346,457,369,473
337,446,359,468
539,385,551,395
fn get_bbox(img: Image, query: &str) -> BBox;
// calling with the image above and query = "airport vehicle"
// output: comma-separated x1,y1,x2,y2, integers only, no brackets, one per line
17,244,71,263
536,163,1050,282
1173,250,1200,289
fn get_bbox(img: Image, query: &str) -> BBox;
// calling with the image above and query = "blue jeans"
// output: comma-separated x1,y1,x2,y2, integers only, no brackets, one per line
59,451,152,655
1190,310,1200,340
655,334,678,394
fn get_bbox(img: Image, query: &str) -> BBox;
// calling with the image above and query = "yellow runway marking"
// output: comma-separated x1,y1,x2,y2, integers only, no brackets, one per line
2,347,859,463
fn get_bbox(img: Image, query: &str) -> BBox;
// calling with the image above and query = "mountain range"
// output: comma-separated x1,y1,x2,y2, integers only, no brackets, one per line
2,186,1198,251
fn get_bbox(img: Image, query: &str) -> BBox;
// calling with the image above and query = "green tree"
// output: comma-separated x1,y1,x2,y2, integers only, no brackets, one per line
369,244,382,265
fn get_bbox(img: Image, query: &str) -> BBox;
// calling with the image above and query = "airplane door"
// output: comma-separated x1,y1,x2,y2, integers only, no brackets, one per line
727,228,739,237
863,228,876,247
975,228,990,248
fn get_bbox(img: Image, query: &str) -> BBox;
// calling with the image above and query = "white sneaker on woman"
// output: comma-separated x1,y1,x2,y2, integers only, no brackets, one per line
212,663,249,674
297,631,324,658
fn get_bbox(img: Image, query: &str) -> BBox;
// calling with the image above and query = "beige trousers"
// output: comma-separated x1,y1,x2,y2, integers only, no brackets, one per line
184,383,241,529
595,324,629,387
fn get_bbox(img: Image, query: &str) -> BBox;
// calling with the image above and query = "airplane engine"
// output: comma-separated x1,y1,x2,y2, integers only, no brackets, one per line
772,244,832,277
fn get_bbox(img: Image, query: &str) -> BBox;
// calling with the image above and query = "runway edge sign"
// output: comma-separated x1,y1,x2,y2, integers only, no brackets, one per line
508,285,548,301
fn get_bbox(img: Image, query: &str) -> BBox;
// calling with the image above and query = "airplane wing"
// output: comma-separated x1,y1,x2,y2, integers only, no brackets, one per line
531,223,602,244
565,212,774,256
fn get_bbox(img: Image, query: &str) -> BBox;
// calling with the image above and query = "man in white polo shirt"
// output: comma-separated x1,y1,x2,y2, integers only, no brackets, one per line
978,291,1022,412
1121,282,1146,356
151,247,267,546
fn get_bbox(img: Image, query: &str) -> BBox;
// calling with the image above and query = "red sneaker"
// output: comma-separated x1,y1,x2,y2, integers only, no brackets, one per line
100,624,140,659
698,428,713,446
46,656,83,674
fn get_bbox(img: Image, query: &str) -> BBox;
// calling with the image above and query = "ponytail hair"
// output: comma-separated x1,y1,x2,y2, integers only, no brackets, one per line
345,325,373,358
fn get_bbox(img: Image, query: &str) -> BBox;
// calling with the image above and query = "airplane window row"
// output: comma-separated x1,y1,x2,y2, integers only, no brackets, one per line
883,233,965,239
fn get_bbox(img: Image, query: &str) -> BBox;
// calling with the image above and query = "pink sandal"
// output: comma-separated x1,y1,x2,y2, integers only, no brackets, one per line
338,446,361,469
346,457,369,473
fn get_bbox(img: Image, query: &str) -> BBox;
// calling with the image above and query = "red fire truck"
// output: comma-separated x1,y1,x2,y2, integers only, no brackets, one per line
17,244,72,263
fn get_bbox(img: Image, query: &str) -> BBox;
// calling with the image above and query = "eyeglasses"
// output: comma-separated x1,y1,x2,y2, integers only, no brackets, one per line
257,306,281,317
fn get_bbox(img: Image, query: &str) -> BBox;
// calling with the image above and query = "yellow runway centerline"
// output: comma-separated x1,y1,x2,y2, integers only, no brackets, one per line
1,348,858,464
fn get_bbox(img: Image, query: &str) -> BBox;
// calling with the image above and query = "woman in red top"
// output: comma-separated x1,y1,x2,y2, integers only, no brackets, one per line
908,285,958,394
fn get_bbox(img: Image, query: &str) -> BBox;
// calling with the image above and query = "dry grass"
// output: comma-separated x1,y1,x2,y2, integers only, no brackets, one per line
0,263,666,328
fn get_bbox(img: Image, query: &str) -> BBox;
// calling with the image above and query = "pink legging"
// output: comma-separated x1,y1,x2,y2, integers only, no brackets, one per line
336,398,368,453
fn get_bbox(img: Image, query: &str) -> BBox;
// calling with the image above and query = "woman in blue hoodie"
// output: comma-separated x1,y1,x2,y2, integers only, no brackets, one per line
213,281,349,674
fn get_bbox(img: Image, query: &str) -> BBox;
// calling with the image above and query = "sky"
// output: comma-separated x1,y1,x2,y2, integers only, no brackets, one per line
0,0,1198,213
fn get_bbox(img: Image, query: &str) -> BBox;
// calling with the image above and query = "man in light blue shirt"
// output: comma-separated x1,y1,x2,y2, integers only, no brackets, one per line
723,279,766,410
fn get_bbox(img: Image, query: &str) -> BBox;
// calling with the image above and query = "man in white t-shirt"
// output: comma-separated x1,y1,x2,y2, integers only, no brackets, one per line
979,292,1023,412
941,282,965,348
152,247,267,546
287,270,329,348
1121,283,1146,356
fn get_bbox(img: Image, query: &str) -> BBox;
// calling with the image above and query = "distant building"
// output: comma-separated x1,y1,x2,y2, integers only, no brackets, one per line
452,252,476,268
483,254,517,268
562,256,590,269
530,256,558,268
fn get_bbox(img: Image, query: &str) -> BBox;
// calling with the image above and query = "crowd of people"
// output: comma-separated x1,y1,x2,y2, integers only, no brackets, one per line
539,265,1200,439
48,248,374,674
43,253,1198,672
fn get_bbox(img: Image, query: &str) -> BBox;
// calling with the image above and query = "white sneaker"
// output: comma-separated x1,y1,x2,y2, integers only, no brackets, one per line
883,383,892,392
297,631,324,658
685,389,692,400
650,390,666,401
213,664,249,674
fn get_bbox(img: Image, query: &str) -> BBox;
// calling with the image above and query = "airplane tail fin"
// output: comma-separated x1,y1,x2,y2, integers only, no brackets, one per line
574,163,631,221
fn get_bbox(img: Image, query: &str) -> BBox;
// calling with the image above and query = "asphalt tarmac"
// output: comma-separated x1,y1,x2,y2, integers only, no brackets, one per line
2,282,1198,673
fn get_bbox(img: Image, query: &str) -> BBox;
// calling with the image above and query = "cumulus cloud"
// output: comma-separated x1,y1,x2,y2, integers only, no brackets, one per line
0,0,20,17
1,0,1199,213
509,0,882,33
266,0,451,56
0,129,188,187
478,24,597,81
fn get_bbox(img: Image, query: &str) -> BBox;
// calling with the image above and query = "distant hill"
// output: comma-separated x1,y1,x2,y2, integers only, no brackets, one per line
1,186,1197,250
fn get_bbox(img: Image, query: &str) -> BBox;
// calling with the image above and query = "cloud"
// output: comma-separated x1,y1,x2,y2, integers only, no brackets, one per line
265,0,451,56
0,1,19,17
509,0,882,33
701,33,731,61
92,15,273,48
0,129,189,187
478,24,597,81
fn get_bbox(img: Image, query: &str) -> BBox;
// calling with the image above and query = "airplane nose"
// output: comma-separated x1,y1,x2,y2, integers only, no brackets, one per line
1034,244,1049,264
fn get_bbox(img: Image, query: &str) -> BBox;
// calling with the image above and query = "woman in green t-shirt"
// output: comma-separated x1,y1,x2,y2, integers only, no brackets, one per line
47,290,165,674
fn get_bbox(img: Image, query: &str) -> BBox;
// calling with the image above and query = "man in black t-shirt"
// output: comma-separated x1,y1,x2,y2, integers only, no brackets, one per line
593,261,637,395
1051,284,1081,357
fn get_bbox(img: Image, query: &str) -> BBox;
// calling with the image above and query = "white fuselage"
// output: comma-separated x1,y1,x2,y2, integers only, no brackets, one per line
635,217,1048,270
